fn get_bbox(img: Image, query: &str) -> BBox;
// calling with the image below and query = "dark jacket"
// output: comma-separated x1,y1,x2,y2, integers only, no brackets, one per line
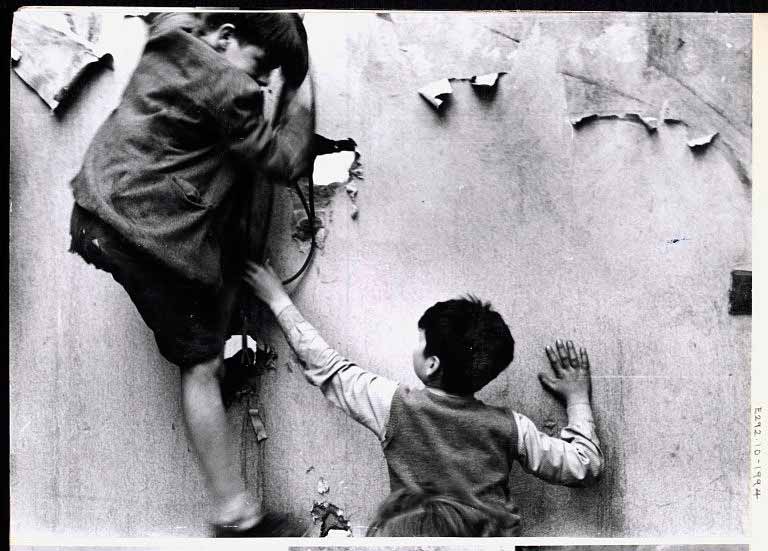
70,17,314,288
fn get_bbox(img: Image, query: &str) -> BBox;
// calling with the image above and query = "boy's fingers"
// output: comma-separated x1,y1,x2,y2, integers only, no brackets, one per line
545,346,564,376
556,339,571,370
566,340,578,368
580,348,590,370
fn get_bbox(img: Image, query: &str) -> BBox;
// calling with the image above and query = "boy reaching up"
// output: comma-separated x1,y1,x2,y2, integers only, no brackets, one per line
245,261,603,532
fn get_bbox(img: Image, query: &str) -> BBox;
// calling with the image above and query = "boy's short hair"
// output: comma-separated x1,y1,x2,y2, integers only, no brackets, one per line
366,485,516,537
199,12,309,86
418,295,514,394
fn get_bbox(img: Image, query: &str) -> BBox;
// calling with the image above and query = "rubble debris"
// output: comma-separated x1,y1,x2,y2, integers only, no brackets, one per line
686,131,718,149
306,465,315,474
418,78,453,110
317,477,330,495
248,408,268,442
11,10,112,111
666,237,689,244
350,204,359,220
326,528,353,537
311,501,351,537
376,12,394,23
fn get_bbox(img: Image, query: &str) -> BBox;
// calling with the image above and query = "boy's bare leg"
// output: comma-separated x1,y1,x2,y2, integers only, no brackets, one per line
181,356,258,529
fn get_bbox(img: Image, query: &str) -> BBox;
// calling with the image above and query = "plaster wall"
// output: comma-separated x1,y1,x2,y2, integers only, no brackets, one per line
10,11,751,538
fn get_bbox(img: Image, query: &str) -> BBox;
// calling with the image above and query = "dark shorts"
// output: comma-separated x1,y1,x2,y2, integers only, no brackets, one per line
69,203,238,369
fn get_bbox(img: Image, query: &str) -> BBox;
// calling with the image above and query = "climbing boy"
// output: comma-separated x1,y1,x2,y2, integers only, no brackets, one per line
245,262,604,531
68,12,314,536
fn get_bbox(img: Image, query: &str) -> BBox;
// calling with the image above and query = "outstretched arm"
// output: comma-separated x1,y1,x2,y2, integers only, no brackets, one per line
243,262,398,441
514,340,604,486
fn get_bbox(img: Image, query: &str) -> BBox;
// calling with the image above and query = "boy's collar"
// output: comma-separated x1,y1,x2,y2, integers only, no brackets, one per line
424,386,476,401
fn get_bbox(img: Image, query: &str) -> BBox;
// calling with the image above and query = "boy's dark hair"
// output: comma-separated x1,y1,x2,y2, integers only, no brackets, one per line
366,484,518,537
199,12,309,86
418,295,514,394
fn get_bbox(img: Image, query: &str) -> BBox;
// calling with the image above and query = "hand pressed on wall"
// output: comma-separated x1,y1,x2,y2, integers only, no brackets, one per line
539,339,592,406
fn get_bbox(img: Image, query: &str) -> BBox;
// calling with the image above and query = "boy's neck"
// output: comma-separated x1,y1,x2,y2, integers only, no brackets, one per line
424,385,475,399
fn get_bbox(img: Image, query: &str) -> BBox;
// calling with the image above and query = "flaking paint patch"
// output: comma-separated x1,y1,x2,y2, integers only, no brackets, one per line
317,477,330,494
686,131,718,149
292,136,362,242
560,16,750,185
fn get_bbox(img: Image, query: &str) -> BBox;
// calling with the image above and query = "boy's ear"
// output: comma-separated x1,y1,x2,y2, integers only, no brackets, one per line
215,23,236,50
424,356,441,378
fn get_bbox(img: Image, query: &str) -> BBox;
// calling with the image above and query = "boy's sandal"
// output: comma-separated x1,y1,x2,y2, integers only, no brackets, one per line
213,511,308,537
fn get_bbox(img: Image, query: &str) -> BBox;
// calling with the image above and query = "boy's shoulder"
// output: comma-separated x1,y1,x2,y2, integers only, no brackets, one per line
134,24,261,112
395,386,512,417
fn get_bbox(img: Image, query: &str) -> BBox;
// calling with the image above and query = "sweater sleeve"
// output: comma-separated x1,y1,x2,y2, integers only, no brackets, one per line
513,403,604,487
274,304,399,441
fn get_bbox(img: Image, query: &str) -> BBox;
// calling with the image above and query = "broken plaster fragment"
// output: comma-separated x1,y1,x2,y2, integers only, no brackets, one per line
659,99,684,124
10,47,21,63
687,131,719,149
317,477,330,495
470,72,506,88
345,182,359,200
247,409,268,442
637,115,659,131
350,204,359,220
418,78,453,110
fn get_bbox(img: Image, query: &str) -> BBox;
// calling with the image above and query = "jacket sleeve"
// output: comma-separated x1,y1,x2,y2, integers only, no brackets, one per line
513,403,604,487
217,73,315,183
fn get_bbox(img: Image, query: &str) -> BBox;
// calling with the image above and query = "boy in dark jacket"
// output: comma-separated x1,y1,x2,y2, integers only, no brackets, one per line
245,261,604,533
69,12,314,535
